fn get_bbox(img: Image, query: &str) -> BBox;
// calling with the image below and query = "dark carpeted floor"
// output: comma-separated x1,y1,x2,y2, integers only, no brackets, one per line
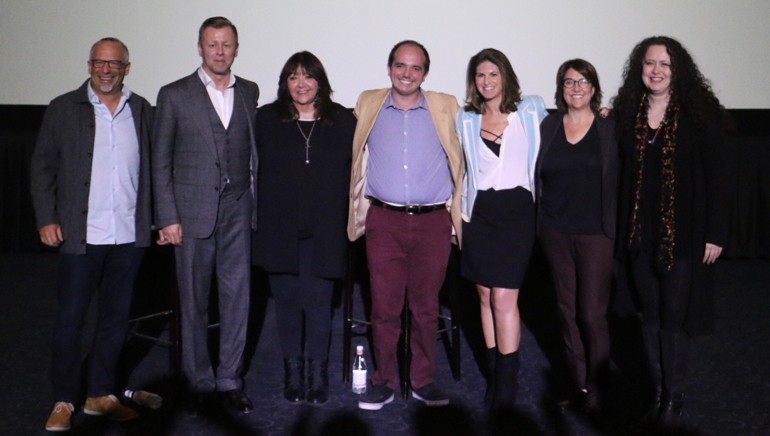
1,250,768,435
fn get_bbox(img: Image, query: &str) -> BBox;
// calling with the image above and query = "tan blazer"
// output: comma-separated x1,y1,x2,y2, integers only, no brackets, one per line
346,88,464,245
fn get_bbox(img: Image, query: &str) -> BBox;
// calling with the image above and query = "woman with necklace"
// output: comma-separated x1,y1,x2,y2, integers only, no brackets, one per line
252,51,355,405
457,48,547,409
612,36,728,427
536,59,619,414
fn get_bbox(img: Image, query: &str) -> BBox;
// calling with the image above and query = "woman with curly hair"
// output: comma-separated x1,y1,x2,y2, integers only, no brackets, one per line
611,36,728,426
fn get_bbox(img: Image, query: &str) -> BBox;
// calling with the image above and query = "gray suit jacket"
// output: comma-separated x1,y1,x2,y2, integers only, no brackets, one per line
30,80,154,254
152,72,259,238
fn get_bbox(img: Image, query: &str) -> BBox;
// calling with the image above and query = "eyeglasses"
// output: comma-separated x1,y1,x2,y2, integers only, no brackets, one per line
563,78,591,88
90,59,126,70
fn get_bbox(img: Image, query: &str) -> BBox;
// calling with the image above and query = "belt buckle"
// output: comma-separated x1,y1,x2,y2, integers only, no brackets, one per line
405,205,418,215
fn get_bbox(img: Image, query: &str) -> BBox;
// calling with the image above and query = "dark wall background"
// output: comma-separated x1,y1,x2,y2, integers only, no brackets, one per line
2,105,769,257
1,105,45,252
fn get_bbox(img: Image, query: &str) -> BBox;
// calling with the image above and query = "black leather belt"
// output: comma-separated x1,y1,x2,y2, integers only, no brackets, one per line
369,198,445,215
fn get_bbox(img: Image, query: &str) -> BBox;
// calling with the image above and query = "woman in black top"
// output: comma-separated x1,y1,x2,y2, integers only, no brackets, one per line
612,36,728,426
536,59,619,413
251,51,355,405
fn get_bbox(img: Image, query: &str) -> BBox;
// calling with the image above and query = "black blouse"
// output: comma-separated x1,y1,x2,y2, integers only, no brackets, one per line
539,120,603,234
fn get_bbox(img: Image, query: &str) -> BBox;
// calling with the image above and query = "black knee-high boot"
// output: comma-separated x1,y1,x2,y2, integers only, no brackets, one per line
493,350,520,410
484,347,497,405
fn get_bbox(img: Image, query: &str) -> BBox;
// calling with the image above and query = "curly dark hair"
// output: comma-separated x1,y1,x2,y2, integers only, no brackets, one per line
275,51,336,125
463,48,522,114
554,58,602,113
611,36,722,135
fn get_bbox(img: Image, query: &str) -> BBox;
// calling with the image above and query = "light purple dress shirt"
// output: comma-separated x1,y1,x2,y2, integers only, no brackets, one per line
365,91,452,206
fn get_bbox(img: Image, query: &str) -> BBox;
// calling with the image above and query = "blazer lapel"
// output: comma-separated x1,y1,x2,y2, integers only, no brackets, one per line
359,89,389,141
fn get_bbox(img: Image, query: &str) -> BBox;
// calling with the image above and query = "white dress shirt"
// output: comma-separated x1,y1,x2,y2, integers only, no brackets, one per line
198,67,236,128
86,84,140,245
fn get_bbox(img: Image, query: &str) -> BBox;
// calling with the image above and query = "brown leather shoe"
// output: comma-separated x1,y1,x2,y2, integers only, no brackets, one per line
45,402,74,431
84,395,138,421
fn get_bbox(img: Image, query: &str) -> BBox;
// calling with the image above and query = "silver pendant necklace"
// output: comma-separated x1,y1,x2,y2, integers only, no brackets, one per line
296,120,316,164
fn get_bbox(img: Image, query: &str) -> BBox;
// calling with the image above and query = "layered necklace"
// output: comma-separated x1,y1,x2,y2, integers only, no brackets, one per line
296,119,316,164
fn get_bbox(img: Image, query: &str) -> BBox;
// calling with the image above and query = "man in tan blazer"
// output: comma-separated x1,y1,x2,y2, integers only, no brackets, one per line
347,40,463,410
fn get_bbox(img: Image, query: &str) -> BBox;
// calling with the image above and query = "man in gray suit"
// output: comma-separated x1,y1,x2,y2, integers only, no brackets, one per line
31,37,152,431
152,16,258,414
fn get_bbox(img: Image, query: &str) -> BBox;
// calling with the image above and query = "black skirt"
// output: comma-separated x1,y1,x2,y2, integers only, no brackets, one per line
461,187,536,289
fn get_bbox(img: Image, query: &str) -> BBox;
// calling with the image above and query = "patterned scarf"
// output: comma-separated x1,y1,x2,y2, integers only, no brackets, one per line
628,94,680,273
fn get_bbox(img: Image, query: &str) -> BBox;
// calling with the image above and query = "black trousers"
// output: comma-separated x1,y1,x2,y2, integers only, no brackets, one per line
269,238,336,361
630,248,692,395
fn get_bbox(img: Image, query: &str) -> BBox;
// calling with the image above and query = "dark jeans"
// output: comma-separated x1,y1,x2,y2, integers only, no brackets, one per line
365,205,452,390
540,228,613,393
52,243,145,403
269,238,336,361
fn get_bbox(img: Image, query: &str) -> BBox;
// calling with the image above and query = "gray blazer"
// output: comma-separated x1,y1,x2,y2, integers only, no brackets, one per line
151,72,259,238
30,80,154,255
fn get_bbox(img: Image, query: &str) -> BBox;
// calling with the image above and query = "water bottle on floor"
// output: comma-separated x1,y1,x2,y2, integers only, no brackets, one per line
352,345,367,394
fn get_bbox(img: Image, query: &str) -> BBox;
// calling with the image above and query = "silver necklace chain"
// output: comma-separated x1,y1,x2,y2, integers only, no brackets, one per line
296,120,316,164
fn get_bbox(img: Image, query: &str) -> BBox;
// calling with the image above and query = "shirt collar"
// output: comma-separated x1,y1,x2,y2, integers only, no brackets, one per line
197,66,236,89
87,82,132,105
384,89,427,111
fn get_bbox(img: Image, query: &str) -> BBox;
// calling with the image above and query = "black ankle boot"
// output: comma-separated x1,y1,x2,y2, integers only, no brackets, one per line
484,347,497,406
306,359,328,405
641,385,662,427
493,350,519,410
658,392,685,427
283,357,305,403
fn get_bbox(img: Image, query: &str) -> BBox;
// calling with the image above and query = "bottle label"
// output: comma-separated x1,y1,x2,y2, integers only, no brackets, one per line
352,369,367,391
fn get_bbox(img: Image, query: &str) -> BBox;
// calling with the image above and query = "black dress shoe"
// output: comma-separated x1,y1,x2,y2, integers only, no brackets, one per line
219,390,254,414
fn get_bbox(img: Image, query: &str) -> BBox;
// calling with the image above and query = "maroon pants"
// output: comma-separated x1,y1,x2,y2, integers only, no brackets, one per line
540,228,613,392
365,205,452,390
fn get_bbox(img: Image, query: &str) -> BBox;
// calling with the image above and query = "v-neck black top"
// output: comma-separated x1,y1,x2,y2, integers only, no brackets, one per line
538,119,603,234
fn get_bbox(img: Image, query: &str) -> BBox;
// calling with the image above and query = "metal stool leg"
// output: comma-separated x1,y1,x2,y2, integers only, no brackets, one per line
342,252,354,384
342,240,372,386
435,244,462,381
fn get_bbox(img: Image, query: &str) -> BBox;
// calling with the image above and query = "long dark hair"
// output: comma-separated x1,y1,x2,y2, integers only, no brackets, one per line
611,36,722,135
464,48,521,114
275,51,336,125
